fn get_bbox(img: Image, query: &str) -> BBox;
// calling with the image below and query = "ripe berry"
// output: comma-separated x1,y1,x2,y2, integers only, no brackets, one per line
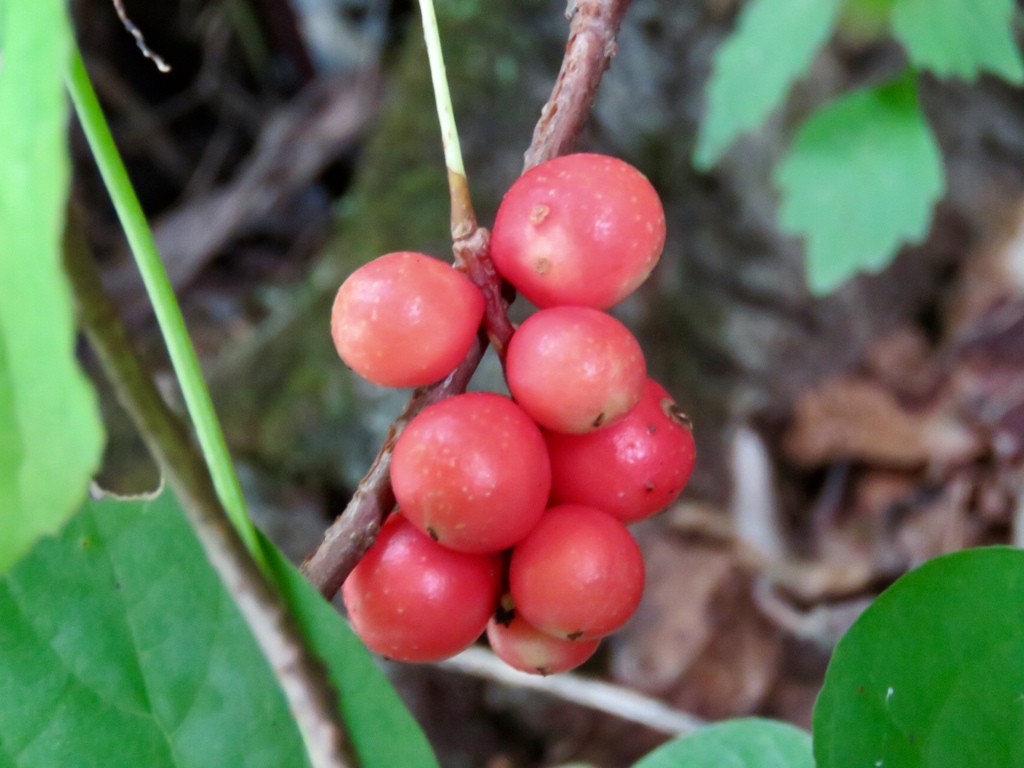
506,306,646,434
487,611,599,675
509,504,644,640
546,379,696,523
391,392,551,553
490,153,666,309
342,514,501,662
331,251,484,388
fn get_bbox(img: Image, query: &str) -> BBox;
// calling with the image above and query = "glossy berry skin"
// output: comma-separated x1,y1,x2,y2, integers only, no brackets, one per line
506,307,646,434
546,379,696,523
342,514,501,663
487,612,599,675
490,153,666,309
391,392,551,554
331,251,484,388
509,504,644,640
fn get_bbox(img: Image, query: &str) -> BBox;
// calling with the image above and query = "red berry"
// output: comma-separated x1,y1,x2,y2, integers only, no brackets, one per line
506,307,646,434
331,251,484,388
509,504,644,640
490,153,666,309
391,392,551,553
487,611,599,675
342,514,501,662
546,379,696,523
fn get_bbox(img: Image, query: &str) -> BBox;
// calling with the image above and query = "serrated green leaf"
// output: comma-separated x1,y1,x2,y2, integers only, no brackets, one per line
815,547,1024,768
891,0,1023,83
632,719,813,768
694,0,843,169
774,77,944,294
0,491,438,768
0,0,104,573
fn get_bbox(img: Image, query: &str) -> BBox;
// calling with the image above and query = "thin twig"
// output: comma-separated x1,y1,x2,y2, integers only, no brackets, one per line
300,334,486,597
112,0,171,73
438,647,706,736
300,0,634,597
64,211,355,768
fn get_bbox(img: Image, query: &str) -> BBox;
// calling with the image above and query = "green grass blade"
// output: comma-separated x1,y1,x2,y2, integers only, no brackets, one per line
63,45,264,566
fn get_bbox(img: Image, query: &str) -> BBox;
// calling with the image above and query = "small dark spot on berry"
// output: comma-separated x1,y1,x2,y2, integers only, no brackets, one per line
644,483,655,492
567,630,584,640
908,733,916,744
114,582,121,590
530,204,550,225
647,424,657,434
80,538,91,549
592,412,606,428
534,257,551,274
535,666,552,676
856,685,865,694
427,527,439,542
660,397,692,429
494,602,515,627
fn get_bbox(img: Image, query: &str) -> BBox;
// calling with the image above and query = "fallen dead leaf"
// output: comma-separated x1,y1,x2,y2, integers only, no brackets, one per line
667,586,781,720
864,325,939,401
611,537,736,695
784,376,983,468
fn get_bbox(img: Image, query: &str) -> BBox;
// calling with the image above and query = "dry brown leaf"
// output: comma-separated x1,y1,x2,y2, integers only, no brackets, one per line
892,476,975,567
611,538,736,695
947,199,1024,334
864,326,938,400
784,376,982,468
764,677,823,731
851,468,923,522
667,590,781,720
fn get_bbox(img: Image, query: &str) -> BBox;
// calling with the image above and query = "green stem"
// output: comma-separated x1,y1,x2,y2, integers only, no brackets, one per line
65,44,266,570
417,0,465,178
417,0,477,240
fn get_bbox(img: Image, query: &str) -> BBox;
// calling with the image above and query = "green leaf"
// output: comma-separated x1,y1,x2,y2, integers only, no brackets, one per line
774,76,945,294
0,491,438,768
632,719,813,768
891,0,1023,83
814,547,1024,768
0,0,104,573
694,0,843,169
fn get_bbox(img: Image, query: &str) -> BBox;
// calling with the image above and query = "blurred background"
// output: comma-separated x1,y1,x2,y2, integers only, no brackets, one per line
71,0,1024,765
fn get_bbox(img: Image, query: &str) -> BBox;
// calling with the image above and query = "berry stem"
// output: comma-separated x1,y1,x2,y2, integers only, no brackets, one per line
302,335,486,597
302,0,635,598
415,0,511,352
417,0,477,239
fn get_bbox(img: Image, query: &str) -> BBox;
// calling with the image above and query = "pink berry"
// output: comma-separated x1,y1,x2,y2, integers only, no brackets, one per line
342,514,501,662
331,251,484,388
490,153,666,309
509,504,645,640
487,611,599,675
506,306,646,434
546,379,696,523
391,392,551,554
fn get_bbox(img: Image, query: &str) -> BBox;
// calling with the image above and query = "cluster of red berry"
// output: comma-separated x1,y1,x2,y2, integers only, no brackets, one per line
330,154,696,675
